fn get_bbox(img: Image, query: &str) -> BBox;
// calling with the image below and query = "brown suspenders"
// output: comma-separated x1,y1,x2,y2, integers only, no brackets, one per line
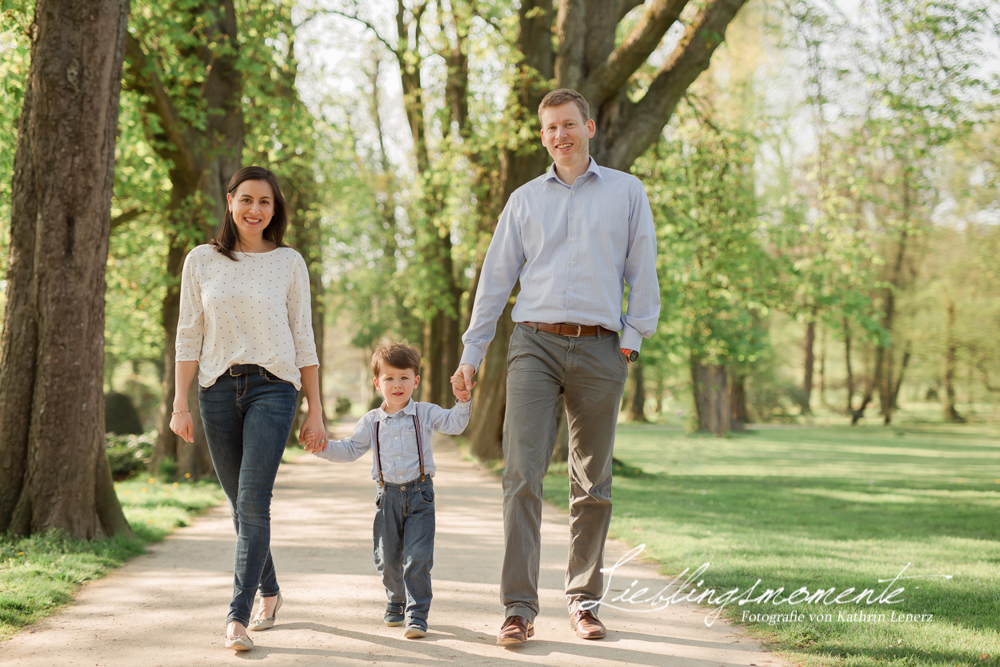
372,413,425,488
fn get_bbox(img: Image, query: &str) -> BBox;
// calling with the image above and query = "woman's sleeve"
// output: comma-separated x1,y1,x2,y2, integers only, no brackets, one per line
175,250,204,362
288,252,320,368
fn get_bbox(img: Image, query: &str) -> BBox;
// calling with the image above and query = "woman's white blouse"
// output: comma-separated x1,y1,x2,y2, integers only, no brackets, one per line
175,244,319,390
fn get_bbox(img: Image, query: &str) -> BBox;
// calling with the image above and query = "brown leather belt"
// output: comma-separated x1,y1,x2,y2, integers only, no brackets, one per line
518,322,616,337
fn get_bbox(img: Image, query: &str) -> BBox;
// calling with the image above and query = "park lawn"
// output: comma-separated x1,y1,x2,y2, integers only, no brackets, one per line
0,478,224,641
543,424,1000,667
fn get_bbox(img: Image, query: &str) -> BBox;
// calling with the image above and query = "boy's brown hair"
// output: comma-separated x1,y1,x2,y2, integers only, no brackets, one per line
538,88,590,122
371,343,421,378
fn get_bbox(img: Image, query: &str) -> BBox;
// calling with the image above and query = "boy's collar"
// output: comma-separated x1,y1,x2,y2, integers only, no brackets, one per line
377,398,417,419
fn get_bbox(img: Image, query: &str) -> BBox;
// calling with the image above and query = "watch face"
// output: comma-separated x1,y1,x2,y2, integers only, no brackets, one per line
628,350,639,362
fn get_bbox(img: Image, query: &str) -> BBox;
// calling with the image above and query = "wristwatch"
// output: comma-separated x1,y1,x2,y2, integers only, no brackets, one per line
622,348,639,363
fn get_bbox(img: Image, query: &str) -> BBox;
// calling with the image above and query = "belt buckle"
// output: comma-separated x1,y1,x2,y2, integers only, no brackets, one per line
570,324,582,338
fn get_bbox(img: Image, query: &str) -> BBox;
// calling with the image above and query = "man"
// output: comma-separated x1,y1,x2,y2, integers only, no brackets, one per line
454,88,660,645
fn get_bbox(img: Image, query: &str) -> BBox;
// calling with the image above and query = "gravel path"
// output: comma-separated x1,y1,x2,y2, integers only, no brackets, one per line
1,425,788,666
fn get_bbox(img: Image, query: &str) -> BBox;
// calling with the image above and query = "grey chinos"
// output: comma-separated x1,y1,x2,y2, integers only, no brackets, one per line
500,323,629,622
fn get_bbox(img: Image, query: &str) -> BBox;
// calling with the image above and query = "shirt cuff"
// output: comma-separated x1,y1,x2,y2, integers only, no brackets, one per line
459,347,485,372
618,326,643,354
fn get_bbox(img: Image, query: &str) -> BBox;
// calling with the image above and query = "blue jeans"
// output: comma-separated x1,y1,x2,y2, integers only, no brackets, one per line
373,478,435,624
199,369,298,627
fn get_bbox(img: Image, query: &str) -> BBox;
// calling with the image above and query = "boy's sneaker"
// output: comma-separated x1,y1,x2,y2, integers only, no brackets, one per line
403,620,428,639
384,609,405,627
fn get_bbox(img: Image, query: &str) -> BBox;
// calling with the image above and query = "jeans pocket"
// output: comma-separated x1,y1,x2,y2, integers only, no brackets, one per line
263,370,290,385
419,486,434,505
375,490,384,508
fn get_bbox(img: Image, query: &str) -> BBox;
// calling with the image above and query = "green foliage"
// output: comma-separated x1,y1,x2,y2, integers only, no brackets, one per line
106,431,157,480
335,396,352,418
638,101,777,368
0,8,30,319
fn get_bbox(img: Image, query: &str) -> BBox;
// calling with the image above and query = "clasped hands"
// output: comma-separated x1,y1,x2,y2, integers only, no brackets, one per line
450,363,476,403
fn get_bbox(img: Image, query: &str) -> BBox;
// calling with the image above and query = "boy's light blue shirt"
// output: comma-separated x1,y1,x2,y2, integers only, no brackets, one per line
314,398,471,484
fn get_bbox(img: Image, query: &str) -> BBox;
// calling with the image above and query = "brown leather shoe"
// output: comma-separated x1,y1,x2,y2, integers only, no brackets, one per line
497,615,534,645
570,609,606,639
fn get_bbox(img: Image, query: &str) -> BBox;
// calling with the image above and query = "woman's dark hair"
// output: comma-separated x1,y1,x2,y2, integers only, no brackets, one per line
211,166,288,260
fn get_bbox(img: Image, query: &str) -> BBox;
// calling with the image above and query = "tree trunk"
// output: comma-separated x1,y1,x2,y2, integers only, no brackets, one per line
0,0,133,538
818,323,827,407
876,170,912,425
653,374,664,417
690,356,729,436
126,1,243,478
469,301,516,461
943,294,963,422
844,317,855,414
801,317,816,415
885,341,911,425
730,373,747,429
627,360,647,422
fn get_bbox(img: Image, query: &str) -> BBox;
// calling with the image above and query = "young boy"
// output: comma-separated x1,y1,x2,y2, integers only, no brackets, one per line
303,343,474,638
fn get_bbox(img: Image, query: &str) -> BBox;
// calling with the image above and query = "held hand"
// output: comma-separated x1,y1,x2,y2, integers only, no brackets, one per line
450,365,476,403
299,412,327,453
301,429,323,453
450,377,474,402
169,411,195,443
454,364,475,391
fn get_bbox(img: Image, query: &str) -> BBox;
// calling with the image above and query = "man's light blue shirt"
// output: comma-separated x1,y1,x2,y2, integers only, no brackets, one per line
314,398,471,484
461,158,660,370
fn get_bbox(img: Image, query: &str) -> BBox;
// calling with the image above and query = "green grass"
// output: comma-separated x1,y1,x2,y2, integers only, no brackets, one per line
544,424,1000,667
0,477,224,640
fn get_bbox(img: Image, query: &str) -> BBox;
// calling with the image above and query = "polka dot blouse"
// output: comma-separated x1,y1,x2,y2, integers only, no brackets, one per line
175,244,319,390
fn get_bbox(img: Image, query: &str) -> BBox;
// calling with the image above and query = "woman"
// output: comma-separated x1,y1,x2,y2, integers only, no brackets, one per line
169,166,328,651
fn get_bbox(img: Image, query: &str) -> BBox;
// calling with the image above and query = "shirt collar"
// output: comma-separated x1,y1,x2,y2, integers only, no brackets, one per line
376,398,417,421
543,156,603,186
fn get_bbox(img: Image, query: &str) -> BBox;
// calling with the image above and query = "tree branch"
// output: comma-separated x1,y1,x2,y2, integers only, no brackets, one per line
619,0,647,23
580,0,687,107
110,207,147,233
555,0,586,89
123,34,198,177
610,0,748,169
297,8,398,55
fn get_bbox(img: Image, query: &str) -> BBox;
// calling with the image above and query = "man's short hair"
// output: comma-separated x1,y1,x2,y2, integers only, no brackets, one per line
371,343,421,378
538,89,590,122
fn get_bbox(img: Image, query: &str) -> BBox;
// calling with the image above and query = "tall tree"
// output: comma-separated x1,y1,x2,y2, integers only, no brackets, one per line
125,0,244,477
323,0,747,451
0,0,133,538
471,0,750,456
243,0,328,438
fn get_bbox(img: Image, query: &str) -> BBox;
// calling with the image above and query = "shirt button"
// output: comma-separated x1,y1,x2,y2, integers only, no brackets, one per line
396,455,401,460
571,191,575,195
571,214,575,218
570,262,574,265
569,287,573,291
